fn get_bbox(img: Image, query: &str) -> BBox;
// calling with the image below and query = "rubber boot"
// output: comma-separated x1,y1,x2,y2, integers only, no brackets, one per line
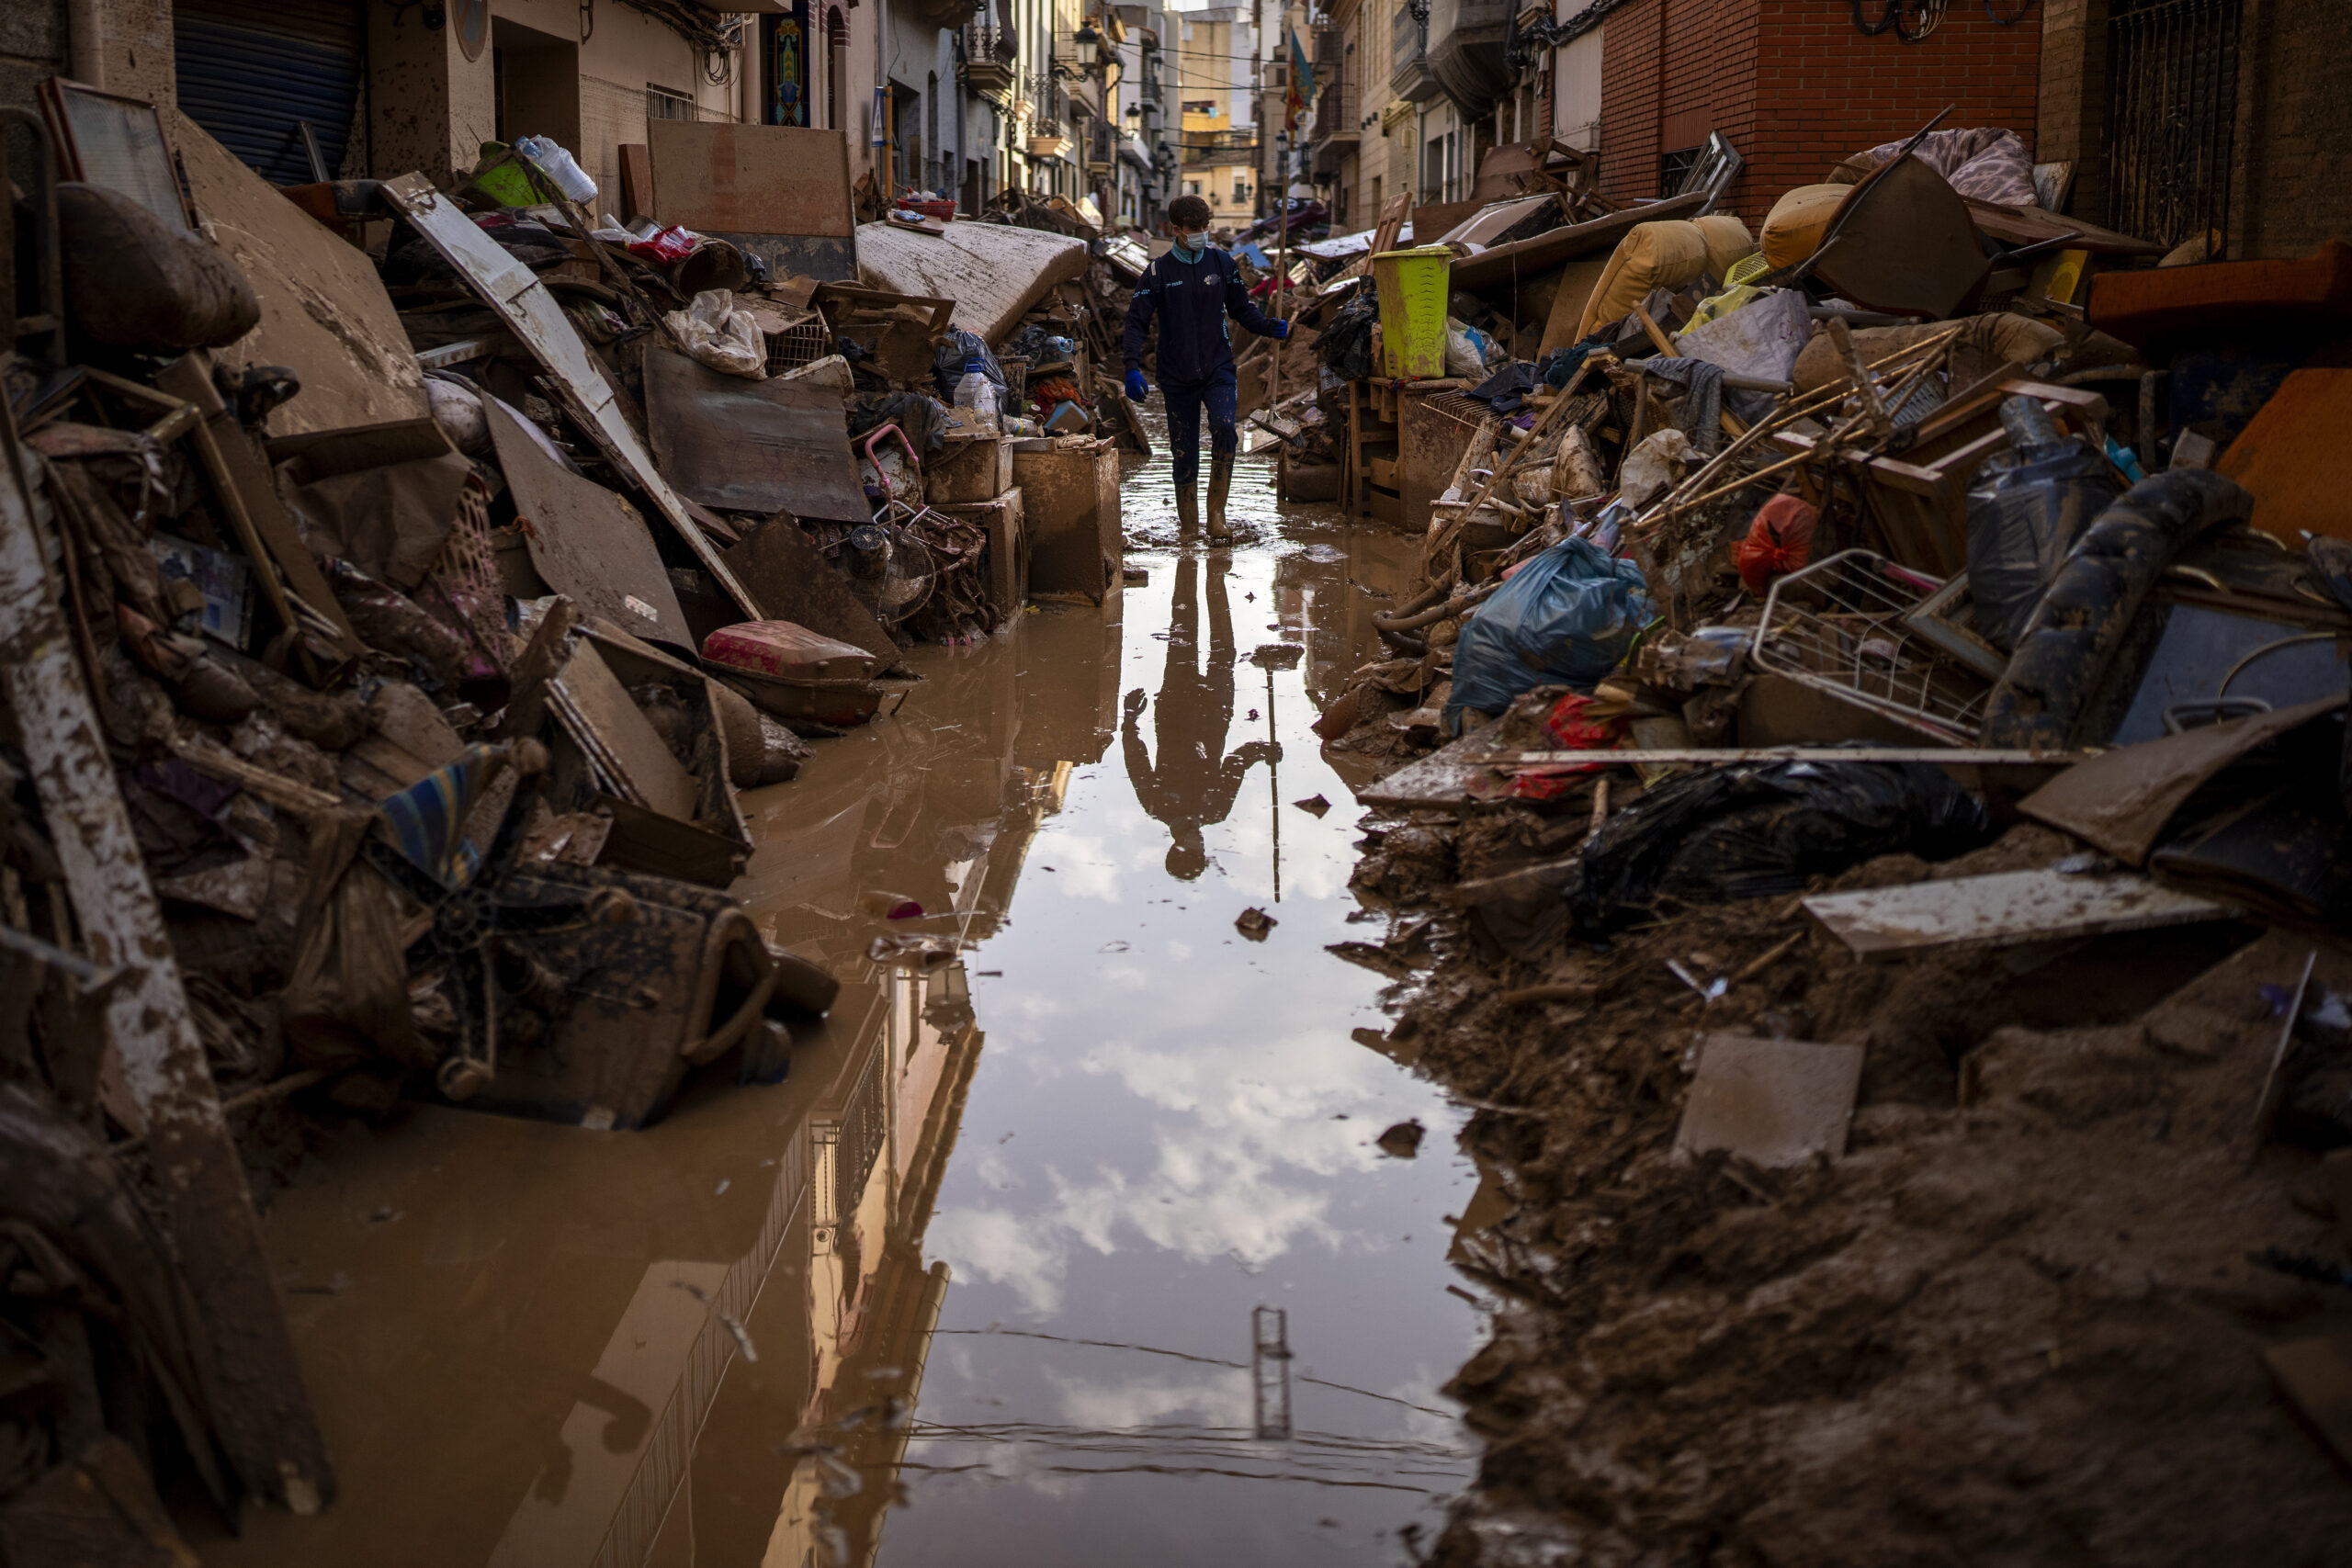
1174,475,1200,533
1206,452,1235,541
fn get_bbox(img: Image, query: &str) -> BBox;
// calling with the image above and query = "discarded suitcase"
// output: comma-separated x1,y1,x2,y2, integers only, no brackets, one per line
702,619,886,727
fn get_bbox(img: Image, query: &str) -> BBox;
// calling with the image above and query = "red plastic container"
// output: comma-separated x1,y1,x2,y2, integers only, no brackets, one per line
901,197,956,223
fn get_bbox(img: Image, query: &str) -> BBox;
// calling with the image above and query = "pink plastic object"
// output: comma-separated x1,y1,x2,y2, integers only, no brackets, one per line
860,423,921,502
702,621,881,682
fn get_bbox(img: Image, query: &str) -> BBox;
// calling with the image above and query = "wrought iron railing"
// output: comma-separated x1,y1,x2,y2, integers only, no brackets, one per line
2105,0,2240,252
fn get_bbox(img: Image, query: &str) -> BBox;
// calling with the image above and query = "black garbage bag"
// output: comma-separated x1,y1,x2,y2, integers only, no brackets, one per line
1565,758,1995,935
931,329,1007,400
1982,469,2255,750
1964,398,2124,651
1316,291,1378,381
848,391,953,456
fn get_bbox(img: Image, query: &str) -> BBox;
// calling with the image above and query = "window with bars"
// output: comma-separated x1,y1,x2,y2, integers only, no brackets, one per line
2105,0,2241,251
1659,144,1702,197
647,85,695,120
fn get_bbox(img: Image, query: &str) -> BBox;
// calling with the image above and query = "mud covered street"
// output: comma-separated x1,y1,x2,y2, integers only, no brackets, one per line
6,11,2352,1562
177,443,1497,1566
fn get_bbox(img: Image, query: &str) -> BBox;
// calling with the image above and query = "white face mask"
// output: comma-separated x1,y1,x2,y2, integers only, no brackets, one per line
1176,230,1206,251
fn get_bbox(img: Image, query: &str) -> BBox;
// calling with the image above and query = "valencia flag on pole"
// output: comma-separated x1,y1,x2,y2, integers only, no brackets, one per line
1283,28,1314,131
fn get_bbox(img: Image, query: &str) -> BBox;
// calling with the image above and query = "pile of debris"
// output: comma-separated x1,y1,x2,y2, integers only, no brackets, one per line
0,82,1148,1549
1303,116,2352,1562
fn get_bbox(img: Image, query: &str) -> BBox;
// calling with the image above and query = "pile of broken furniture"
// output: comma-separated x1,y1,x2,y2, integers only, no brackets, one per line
0,79,1147,1548
1306,117,2352,1495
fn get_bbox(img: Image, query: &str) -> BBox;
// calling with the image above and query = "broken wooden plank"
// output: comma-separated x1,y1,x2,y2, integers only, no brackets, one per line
1357,739,2084,809
1350,718,1508,808
1471,747,2093,766
1803,868,2235,959
2018,694,2347,866
483,399,694,651
1675,1034,1865,1168
0,404,332,1511
165,108,429,434
378,174,764,623
2266,1334,2352,1471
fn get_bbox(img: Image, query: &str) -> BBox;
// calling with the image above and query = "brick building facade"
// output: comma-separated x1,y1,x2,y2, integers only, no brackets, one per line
1591,0,2041,224
2038,0,2352,261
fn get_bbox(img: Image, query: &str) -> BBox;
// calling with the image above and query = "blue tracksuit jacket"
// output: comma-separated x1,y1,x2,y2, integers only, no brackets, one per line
1121,247,1283,389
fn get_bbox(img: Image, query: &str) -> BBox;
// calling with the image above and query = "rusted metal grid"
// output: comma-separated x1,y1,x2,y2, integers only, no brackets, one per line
1752,549,1994,745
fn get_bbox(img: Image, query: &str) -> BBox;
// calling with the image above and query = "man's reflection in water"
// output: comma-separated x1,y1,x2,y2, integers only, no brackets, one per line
1124,553,1280,878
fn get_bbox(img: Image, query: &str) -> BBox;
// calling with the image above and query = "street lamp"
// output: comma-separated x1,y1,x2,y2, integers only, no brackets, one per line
1070,22,1102,69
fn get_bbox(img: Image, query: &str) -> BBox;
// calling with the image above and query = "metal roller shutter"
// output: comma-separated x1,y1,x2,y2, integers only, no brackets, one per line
173,0,364,186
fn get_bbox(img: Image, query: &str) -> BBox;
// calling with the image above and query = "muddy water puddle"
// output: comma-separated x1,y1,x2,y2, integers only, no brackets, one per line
195,447,1484,1565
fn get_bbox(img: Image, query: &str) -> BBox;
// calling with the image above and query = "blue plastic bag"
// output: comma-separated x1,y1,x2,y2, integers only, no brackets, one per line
1444,537,1653,735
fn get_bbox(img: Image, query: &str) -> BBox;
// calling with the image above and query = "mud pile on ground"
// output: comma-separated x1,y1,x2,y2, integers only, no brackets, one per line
1342,773,2352,1564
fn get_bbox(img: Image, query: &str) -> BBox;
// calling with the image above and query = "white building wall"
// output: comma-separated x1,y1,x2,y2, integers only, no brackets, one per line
1553,21,1601,152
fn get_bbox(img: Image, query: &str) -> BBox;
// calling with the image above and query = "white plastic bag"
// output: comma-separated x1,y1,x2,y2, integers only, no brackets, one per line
663,289,767,379
1619,428,1695,509
1443,316,1500,379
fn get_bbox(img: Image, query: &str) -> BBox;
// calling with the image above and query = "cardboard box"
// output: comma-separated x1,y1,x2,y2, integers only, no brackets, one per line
1012,441,1120,602
926,434,1014,504
930,488,1027,622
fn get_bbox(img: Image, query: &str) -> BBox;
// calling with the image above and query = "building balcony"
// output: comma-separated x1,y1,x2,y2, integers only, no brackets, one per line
1424,0,1512,118
1308,84,1359,146
961,22,1017,97
1391,17,1442,105
1307,85,1359,175
1029,118,1071,161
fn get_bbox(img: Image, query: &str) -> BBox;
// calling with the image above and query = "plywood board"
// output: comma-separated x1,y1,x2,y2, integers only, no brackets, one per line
1447,192,1707,290
856,220,1091,344
2018,694,2349,864
1675,1035,1865,1168
379,174,762,621
644,121,858,282
2218,368,2352,543
1537,255,1611,354
166,108,428,436
2265,1335,2352,1470
641,347,868,524
646,121,854,237
550,642,697,821
484,399,695,651
1803,868,2234,959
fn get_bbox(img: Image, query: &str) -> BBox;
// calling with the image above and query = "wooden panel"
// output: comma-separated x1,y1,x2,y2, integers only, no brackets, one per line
1675,1035,1864,1167
1803,869,2234,958
166,108,427,435
2218,368,2352,542
645,121,855,239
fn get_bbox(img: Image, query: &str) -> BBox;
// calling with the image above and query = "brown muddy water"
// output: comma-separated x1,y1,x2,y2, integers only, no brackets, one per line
189,441,1487,1566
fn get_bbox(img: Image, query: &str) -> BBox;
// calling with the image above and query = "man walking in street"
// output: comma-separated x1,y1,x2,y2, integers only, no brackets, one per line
1123,195,1288,542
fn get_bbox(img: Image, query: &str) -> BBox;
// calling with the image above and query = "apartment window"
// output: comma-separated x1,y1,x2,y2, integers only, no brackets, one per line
1371,174,1382,211
1183,99,1216,116
1185,178,1203,195
1660,145,1704,196
1232,176,1247,202
1272,64,1285,85
648,85,695,120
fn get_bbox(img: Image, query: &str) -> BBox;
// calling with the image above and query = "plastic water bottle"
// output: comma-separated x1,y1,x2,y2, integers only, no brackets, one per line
953,357,1000,426
517,136,597,203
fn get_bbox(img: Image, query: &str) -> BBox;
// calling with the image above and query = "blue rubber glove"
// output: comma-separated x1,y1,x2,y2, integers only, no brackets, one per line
1125,369,1149,402
1272,320,1291,339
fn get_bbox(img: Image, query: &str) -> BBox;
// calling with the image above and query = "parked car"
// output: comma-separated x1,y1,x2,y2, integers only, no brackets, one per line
1244,198,1329,243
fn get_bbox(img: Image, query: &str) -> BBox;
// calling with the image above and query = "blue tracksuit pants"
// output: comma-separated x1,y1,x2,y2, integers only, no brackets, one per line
1162,368,1238,489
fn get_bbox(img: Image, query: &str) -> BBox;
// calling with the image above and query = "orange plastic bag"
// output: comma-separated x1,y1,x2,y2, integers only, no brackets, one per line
1736,494,1819,595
